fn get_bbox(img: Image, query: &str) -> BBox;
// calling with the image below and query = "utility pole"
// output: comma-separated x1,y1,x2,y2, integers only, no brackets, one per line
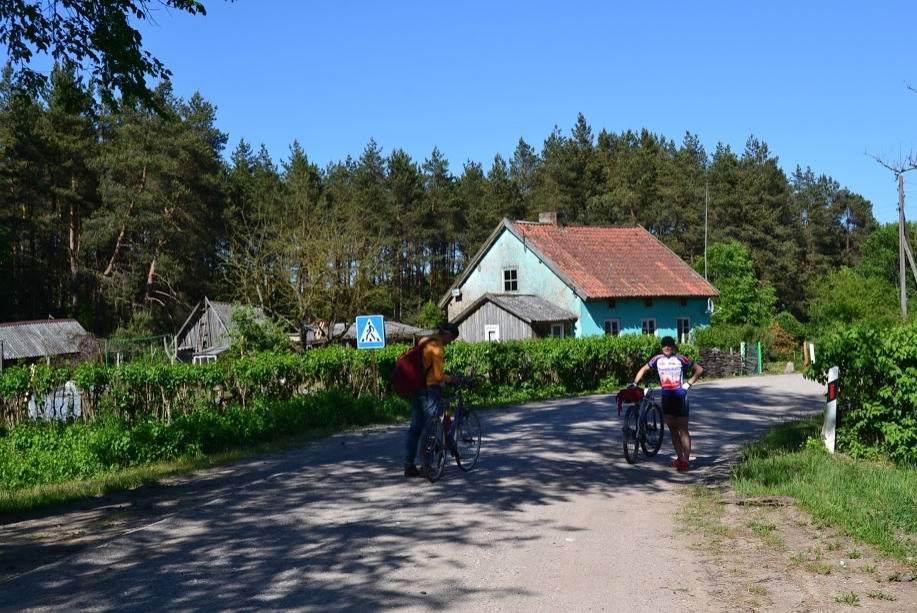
900,173,908,319
704,177,709,281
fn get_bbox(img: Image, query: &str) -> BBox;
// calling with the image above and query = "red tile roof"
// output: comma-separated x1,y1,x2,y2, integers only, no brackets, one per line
510,222,718,299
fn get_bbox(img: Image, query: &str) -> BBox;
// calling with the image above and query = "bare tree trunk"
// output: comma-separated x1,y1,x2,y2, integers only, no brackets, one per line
104,164,147,276
68,189,80,311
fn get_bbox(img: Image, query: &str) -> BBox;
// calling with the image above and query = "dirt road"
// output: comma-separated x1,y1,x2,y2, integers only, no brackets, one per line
0,375,824,612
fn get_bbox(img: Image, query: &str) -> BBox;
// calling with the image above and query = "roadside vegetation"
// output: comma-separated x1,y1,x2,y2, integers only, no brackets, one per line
731,417,917,564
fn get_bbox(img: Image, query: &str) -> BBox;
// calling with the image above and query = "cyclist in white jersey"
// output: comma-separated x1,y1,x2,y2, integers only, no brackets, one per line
632,336,704,471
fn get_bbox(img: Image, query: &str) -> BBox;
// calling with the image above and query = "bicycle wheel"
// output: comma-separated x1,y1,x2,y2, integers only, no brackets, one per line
622,405,640,464
420,416,446,482
640,402,665,456
455,409,481,472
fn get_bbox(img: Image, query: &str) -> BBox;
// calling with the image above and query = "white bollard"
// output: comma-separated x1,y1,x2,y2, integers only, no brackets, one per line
809,342,816,365
822,366,839,453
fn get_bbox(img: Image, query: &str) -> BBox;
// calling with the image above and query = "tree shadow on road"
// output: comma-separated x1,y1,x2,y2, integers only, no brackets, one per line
0,379,824,611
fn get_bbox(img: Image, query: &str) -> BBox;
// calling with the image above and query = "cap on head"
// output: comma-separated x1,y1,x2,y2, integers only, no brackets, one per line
437,322,460,339
661,336,677,349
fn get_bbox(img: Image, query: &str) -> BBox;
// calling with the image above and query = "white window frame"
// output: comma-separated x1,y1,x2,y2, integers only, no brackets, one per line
193,354,217,365
484,324,500,342
641,318,657,336
503,268,518,292
604,319,620,336
551,323,565,338
676,317,691,344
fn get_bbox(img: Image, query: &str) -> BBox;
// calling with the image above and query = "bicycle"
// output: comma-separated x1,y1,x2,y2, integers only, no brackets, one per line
419,375,482,482
621,386,665,464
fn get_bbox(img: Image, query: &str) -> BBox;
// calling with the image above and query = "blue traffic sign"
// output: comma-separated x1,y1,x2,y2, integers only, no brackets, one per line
355,315,385,349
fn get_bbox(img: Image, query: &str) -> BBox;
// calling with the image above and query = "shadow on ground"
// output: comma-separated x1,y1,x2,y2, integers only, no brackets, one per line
0,375,824,611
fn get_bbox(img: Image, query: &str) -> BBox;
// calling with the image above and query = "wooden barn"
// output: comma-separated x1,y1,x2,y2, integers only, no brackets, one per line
0,319,90,367
451,293,577,342
175,298,267,363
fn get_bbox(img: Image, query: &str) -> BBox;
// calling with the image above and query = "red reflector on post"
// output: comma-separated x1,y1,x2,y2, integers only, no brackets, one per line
827,382,838,402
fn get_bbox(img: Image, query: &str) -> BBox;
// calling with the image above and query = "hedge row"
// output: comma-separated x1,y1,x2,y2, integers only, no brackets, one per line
811,322,917,464
0,391,408,491
0,334,686,427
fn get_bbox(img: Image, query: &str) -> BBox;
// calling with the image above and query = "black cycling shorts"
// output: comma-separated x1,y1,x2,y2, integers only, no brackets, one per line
661,393,689,418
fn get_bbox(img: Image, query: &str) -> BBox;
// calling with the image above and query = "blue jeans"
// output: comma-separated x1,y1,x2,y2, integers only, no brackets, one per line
404,386,443,466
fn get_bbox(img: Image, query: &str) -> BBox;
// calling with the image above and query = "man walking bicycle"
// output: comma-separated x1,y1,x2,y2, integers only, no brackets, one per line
632,336,704,471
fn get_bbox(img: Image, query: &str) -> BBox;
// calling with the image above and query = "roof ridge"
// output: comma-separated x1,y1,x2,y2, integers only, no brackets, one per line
0,318,79,328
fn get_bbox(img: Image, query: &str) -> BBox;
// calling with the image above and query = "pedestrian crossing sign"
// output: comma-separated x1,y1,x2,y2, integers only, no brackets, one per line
355,315,385,349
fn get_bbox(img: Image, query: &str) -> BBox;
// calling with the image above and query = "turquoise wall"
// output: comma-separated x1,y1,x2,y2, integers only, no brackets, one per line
578,297,710,339
449,228,580,325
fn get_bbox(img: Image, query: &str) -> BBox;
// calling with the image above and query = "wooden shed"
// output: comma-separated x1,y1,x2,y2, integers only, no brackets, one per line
175,298,266,362
0,319,89,367
451,294,577,342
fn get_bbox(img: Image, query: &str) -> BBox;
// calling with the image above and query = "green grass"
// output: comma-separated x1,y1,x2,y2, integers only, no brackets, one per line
0,426,339,515
835,591,861,607
867,590,895,601
732,417,917,565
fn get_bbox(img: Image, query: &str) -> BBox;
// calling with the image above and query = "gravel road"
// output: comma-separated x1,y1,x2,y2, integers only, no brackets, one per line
0,374,825,612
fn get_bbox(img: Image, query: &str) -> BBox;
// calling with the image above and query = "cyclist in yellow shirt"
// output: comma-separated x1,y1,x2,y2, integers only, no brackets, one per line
404,323,460,477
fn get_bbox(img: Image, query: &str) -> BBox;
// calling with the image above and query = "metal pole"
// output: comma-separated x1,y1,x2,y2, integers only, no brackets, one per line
900,174,907,319
704,173,709,281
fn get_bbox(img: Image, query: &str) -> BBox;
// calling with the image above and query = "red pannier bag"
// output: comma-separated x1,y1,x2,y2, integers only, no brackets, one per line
391,340,430,396
615,386,644,416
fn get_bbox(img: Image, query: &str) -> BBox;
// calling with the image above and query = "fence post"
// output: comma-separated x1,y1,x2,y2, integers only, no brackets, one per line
0,339,4,371
822,366,839,453
756,342,763,374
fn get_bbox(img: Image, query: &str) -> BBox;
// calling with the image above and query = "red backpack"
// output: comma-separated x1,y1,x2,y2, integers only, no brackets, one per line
391,340,431,395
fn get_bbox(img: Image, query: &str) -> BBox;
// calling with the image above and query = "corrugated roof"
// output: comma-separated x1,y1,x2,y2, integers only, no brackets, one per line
0,319,89,360
330,320,424,341
453,294,577,325
511,222,719,299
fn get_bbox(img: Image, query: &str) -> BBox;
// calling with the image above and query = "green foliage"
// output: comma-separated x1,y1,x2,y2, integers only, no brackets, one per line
409,301,442,329
701,241,776,326
811,322,917,464
807,268,899,335
733,418,917,563
774,311,806,340
0,391,409,491
229,308,291,356
693,324,763,350
111,310,156,339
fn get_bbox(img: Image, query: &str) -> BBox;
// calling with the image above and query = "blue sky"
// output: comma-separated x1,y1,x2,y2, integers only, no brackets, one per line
80,3,917,221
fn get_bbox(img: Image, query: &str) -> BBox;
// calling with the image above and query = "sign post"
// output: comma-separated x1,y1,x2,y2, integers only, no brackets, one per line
822,366,839,453
356,315,386,398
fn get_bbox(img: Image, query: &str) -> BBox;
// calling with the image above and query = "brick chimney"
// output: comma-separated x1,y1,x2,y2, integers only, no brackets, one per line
538,212,559,225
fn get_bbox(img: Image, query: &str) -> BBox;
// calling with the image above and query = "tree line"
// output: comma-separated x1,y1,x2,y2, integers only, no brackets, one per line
0,67,878,337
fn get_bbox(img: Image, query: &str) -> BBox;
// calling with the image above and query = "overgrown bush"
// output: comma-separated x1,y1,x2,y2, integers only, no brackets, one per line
811,322,917,464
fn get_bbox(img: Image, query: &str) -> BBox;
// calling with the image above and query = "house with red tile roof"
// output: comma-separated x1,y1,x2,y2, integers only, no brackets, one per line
439,213,718,342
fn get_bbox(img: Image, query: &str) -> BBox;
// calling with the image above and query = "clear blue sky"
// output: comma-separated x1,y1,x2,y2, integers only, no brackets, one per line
134,2,917,221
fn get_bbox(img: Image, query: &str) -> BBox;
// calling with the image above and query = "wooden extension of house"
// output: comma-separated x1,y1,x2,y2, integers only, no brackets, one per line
440,213,719,343
175,297,267,363
0,318,89,368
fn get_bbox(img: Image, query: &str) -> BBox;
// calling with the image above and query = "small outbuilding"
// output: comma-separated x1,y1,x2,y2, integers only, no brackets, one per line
0,319,90,367
175,298,267,363
451,293,577,342
302,320,425,348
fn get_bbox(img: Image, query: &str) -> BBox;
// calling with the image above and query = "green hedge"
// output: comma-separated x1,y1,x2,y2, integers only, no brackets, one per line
0,391,408,491
0,334,688,426
811,322,917,464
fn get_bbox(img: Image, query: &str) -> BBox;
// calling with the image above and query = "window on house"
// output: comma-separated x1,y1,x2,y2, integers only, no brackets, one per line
484,325,500,342
455,294,462,303
679,297,688,307
551,323,565,338
604,319,620,336
641,318,656,336
645,297,653,307
677,317,691,344
503,268,518,292
608,299,617,309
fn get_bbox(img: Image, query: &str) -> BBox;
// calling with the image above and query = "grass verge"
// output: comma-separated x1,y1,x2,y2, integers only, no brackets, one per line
731,417,917,565
0,426,343,516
